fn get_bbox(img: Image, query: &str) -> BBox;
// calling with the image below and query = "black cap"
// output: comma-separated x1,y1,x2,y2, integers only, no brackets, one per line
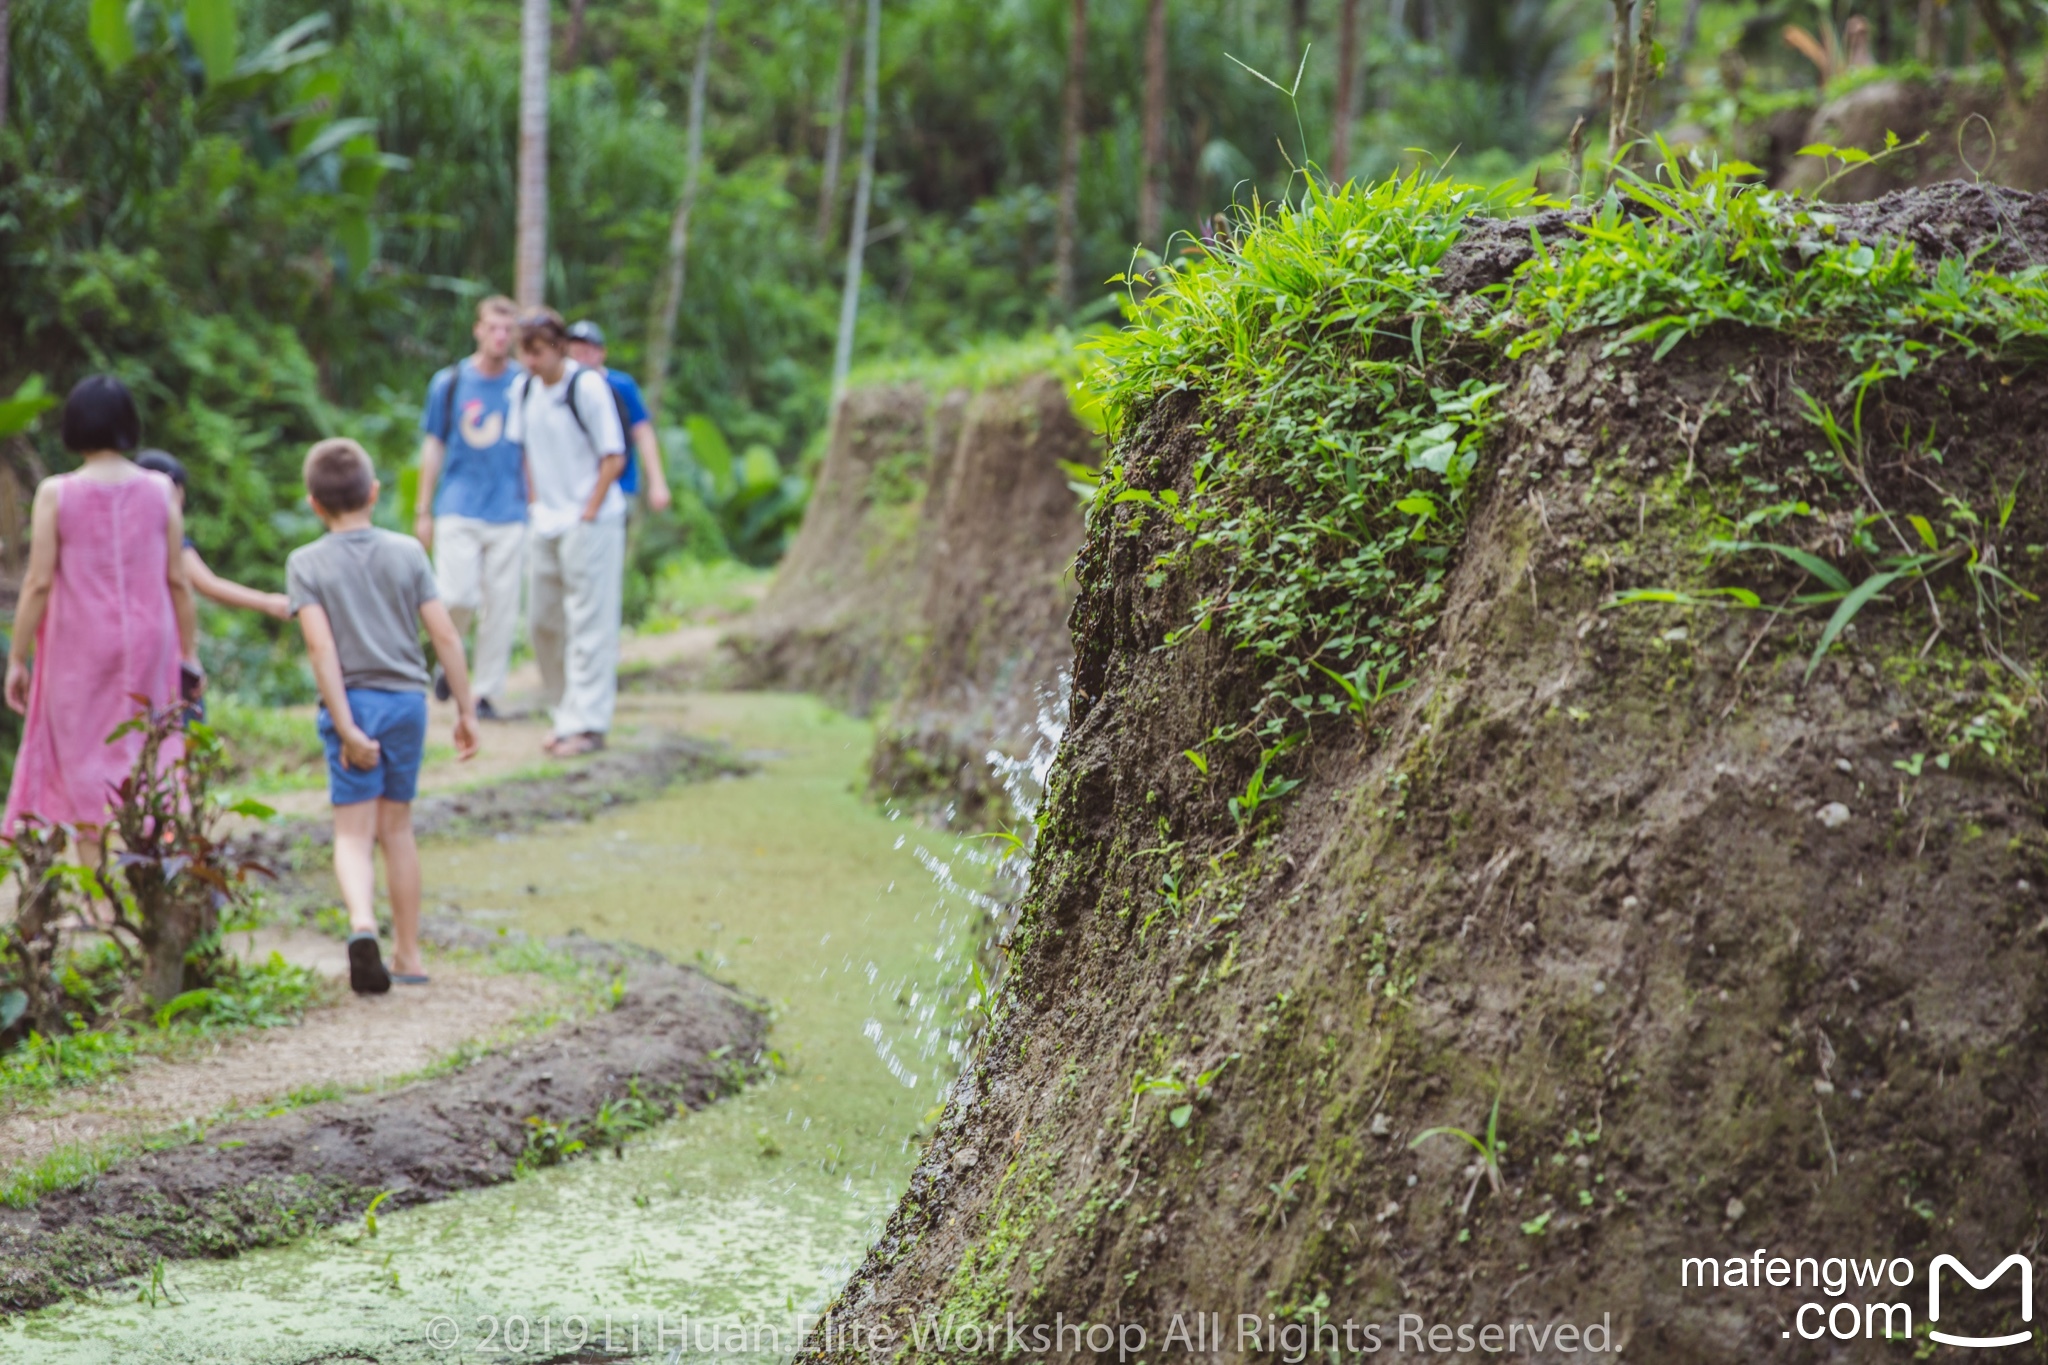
566,320,606,346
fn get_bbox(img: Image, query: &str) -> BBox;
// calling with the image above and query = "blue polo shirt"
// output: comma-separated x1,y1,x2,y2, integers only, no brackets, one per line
604,369,650,494
420,359,528,524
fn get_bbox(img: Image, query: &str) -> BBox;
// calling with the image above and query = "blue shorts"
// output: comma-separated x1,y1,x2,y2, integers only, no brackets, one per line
318,688,428,806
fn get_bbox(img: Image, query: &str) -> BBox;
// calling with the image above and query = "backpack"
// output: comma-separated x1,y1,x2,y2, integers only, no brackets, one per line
514,367,640,494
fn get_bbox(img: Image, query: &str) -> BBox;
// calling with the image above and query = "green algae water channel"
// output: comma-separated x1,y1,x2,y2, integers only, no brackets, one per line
7,692,985,1364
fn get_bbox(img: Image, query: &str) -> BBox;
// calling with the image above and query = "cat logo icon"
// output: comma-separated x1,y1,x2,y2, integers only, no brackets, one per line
1929,1254,2034,1349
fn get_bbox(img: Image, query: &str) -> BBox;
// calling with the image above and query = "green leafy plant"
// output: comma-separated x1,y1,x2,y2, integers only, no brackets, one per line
0,377,59,440
98,705,278,1005
1228,737,1304,831
1411,1082,1508,1216
1266,1162,1311,1225
515,1117,588,1175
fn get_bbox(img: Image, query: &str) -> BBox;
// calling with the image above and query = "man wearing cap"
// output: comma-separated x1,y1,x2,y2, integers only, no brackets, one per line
566,321,673,514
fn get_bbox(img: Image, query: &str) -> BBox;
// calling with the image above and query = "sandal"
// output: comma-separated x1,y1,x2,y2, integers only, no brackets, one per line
547,732,605,758
347,932,392,995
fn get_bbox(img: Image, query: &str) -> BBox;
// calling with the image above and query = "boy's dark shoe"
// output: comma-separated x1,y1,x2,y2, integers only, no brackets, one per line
347,932,392,994
475,696,501,721
432,668,451,703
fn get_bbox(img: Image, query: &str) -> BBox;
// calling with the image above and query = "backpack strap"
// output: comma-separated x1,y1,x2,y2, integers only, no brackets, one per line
432,363,461,446
562,369,596,450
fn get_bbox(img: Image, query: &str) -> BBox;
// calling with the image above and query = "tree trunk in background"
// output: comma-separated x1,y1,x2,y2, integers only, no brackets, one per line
1,0,12,133
564,0,588,66
830,0,881,397
1604,0,1634,167
1288,0,1309,58
1914,0,1935,61
1053,0,1088,311
816,0,857,245
515,0,551,306
1330,0,1360,181
644,0,719,425
1139,0,1166,247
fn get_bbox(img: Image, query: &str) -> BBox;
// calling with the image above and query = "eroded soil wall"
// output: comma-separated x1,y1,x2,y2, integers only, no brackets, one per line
804,191,2048,1361
726,383,962,716
731,370,1098,815
870,374,1099,820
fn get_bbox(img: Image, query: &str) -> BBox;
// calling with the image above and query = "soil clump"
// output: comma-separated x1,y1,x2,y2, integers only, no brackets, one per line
0,939,764,1312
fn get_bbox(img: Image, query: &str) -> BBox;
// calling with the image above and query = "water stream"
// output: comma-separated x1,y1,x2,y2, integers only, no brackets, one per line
5,691,990,1364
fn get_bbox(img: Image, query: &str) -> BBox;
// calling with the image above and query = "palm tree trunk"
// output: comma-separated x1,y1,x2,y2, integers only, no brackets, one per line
816,0,858,244
1053,0,1088,311
644,0,719,425
1138,0,1167,247
1331,0,1360,182
831,0,881,398
516,0,551,306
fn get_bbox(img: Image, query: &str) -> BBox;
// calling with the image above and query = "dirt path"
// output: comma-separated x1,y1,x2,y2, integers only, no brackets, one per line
0,930,566,1172
253,624,728,820
0,947,765,1313
3,625,736,1178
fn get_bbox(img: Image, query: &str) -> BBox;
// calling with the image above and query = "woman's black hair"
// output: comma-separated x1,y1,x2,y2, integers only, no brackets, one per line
135,449,188,489
59,375,142,454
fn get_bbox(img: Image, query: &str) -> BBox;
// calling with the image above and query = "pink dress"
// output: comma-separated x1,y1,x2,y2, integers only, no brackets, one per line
4,472,183,833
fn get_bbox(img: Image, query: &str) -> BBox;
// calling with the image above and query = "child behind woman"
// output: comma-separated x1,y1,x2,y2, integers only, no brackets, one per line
135,450,290,620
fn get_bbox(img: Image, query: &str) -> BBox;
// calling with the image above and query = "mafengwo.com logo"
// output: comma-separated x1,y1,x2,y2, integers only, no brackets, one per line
1679,1249,2035,1348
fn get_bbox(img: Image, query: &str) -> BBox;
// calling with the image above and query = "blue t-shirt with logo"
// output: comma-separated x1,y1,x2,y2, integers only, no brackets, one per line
604,369,650,495
419,359,528,524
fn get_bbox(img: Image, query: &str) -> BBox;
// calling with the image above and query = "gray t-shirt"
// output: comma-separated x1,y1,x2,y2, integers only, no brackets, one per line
286,528,440,692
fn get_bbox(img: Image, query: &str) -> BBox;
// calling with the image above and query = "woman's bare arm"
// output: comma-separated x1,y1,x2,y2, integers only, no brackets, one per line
5,480,62,713
163,493,200,667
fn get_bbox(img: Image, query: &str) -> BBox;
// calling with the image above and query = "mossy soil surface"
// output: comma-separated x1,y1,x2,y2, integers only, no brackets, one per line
805,186,2048,1362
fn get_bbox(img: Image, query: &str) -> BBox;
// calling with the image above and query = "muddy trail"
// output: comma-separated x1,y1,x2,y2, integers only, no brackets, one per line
4,689,985,1363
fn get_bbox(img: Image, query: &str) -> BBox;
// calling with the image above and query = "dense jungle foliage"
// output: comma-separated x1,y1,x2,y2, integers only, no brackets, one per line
0,0,2041,702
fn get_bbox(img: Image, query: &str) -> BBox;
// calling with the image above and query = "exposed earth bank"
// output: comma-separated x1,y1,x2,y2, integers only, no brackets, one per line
0,940,765,1312
729,370,1100,819
802,186,2048,1362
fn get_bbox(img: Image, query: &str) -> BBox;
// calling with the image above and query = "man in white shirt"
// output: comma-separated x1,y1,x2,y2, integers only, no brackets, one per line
505,309,627,757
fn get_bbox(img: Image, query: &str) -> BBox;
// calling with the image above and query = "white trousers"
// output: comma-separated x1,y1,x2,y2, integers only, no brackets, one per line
528,519,624,738
433,516,527,703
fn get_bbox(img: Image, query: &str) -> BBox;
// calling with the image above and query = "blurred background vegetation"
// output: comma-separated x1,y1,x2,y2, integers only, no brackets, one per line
0,0,2041,703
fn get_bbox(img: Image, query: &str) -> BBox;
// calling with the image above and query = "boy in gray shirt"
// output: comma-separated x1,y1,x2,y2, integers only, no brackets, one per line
287,438,478,994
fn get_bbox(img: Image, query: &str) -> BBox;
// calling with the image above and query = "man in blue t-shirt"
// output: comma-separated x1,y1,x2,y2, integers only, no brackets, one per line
566,320,673,514
416,295,528,718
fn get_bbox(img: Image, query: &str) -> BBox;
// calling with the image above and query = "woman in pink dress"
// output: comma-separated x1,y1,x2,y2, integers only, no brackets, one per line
5,376,201,840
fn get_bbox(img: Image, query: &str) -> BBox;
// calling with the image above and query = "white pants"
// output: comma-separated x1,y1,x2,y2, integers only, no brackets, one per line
528,519,624,738
433,516,527,704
